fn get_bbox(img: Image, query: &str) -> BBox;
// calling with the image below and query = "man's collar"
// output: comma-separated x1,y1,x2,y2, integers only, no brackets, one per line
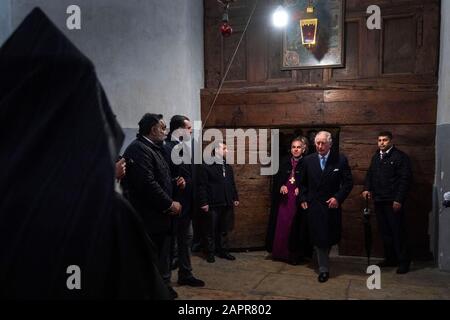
142,135,155,145
318,150,331,159
141,135,163,148
380,146,394,154
213,156,226,164
170,135,181,144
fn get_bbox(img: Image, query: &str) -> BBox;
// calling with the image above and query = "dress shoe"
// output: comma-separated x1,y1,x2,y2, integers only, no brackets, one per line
378,260,397,268
191,243,202,253
206,253,215,263
171,258,179,271
217,252,236,260
167,286,178,300
318,272,329,283
178,276,205,287
396,264,410,274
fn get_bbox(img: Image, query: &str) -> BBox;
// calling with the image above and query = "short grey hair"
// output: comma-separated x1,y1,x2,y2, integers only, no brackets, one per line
292,136,309,154
315,131,333,144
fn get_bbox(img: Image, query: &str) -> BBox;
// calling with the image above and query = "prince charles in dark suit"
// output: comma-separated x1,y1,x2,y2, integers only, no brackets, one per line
300,131,353,283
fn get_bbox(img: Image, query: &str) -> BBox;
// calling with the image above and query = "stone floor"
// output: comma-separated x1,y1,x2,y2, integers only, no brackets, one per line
173,251,450,300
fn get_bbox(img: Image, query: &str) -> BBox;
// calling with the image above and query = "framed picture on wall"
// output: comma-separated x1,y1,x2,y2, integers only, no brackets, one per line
281,0,345,69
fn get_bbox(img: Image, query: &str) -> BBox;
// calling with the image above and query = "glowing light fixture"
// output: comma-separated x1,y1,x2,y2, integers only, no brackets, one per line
272,5,289,28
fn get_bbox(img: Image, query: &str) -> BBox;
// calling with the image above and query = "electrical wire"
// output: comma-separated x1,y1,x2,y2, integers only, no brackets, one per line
202,0,260,129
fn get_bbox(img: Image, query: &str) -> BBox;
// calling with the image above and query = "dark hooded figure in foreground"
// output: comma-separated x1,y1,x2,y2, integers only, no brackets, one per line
0,8,169,299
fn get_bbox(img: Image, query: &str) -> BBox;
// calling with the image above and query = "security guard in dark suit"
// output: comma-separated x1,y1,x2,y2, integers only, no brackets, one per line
197,142,239,263
163,115,205,288
363,131,412,274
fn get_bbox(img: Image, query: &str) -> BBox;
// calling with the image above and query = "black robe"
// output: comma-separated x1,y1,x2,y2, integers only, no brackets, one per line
0,8,169,299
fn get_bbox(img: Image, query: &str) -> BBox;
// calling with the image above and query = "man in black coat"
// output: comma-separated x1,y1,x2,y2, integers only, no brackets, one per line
163,115,205,287
300,131,353,283
122,113,182,299
198,142,239,263
362,131,412,274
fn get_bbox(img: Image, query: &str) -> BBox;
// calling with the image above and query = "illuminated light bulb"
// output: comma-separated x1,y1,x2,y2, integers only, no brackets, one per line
272,6,288,28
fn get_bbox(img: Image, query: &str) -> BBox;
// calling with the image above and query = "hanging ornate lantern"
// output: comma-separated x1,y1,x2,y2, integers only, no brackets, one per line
300,1,318,49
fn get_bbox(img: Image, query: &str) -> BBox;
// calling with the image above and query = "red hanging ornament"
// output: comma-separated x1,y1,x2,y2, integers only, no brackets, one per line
220,22,233,37
220,3,233,37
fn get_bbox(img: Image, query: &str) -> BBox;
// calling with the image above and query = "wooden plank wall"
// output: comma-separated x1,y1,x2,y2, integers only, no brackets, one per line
201,0,439,258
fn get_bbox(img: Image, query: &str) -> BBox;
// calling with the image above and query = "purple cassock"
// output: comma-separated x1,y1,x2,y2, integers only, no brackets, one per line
272,158,300,261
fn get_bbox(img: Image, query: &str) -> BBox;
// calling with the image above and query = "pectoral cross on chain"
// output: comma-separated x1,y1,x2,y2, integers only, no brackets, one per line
289,176,296,184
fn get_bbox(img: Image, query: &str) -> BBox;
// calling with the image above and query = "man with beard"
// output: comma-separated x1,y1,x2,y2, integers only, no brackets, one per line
122,113,182,299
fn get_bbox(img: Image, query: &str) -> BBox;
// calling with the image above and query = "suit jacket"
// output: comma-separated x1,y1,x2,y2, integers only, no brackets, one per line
197,162,239,208
197,161,239,232
122,135,173,235
300,151,353,248
364,146,412,203
163,138,194,217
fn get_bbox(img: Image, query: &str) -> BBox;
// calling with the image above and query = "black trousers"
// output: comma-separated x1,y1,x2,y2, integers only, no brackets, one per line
375,201,410,266
202,206,232,254
191,210,203,251
149,232,172,285
170,215,194,280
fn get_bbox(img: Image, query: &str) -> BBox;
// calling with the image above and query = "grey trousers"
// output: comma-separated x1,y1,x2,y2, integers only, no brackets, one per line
315,246,330,273
172,215,194,280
